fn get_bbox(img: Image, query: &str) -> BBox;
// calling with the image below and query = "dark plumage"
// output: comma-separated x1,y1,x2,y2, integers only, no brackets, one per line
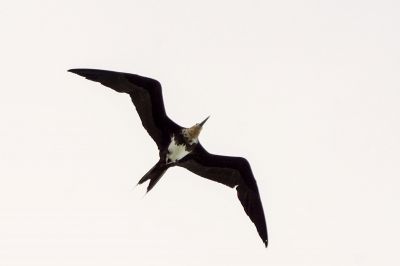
69,68,268,247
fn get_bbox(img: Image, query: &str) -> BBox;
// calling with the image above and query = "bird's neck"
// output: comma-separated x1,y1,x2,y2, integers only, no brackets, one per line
182,127,199,145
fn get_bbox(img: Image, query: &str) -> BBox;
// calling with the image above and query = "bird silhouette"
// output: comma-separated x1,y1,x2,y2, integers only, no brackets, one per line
69,68,268,247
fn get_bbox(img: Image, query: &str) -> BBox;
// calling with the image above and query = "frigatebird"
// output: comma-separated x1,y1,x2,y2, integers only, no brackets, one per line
68,68,268,247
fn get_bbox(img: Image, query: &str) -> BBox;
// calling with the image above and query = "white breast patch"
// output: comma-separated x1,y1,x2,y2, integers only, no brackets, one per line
166,136,190,163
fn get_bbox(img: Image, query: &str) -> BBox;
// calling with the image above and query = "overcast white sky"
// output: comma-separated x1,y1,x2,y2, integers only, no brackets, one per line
1,0,400,265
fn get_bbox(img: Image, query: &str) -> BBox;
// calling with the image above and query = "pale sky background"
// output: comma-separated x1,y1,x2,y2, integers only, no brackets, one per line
1,0,399,265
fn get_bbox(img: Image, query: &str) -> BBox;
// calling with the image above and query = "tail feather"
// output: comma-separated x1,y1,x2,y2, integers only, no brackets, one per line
138,161,167,193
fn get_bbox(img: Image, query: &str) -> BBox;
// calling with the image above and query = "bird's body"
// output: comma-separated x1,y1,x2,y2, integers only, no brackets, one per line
165,120,206,163
69,68,268,247
166,134,193,163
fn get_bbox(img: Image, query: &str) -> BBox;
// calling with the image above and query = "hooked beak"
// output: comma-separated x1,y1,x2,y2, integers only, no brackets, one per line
199,116,210,127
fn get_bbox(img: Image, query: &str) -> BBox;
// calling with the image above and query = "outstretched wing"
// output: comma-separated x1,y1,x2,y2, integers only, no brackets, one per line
177,144,268,247
69,69,180,149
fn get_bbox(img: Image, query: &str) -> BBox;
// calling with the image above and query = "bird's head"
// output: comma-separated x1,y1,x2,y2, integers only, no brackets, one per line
186,116,210,140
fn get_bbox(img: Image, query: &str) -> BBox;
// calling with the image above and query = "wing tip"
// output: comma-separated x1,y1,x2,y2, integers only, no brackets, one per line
68,68,101,81
68,68,79,74
264,239,268,248
68,68,86,77
68,68,88,76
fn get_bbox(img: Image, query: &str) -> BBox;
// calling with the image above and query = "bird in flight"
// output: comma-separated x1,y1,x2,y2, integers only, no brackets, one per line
69,69,268,247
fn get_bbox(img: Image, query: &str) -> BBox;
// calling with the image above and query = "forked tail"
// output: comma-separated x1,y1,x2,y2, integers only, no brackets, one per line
138,161,168,193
